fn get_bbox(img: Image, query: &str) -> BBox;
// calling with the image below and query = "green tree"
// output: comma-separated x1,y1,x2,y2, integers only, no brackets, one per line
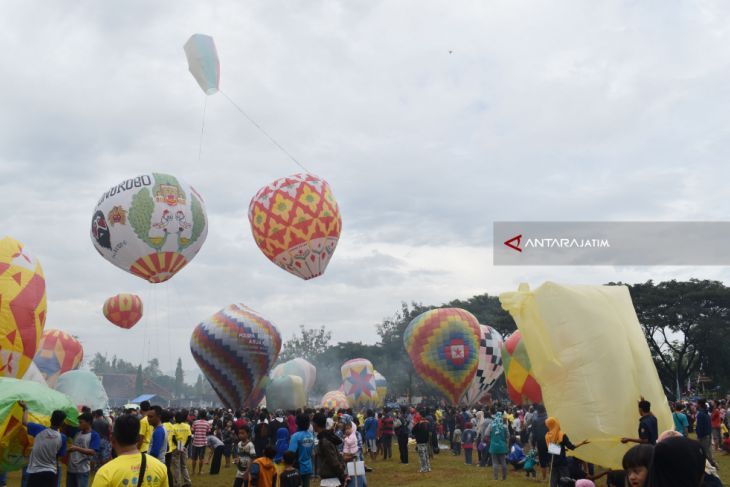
618,279,730,394
278,325,333,363
90,353,110,374
174,358,184,397
194,374,204,397
135,365,144,396
143,358,161,378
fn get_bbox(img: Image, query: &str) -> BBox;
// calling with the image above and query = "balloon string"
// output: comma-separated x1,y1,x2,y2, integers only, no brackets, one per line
198,96,208,163
219,90,311,174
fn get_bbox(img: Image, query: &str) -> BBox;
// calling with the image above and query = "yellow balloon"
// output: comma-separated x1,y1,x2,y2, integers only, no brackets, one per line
0,237,47,379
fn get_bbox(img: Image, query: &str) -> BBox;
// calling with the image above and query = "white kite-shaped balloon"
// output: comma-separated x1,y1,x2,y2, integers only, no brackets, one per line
184,33,220,95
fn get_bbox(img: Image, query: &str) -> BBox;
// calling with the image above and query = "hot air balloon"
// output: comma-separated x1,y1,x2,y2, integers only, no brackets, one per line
21,362,46,386
270,358,316,394
249,173,342,280
190,304,281,409
265,375,306,412
91,173,208,283
501,330,542,405
404,308,481,405
0,377,78,472
461,325,504,406
54,370,110,411
500,282,673,469
33,329,84,387
0,237,46,379
341,358,377,407
320,390,349,410
374,370,388,407
184,34,220,95
103,293,143,329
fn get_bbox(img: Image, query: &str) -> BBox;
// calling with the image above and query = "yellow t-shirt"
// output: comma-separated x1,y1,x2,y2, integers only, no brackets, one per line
139,416,152,452
163,422,176,452
91,453,168,487
172,423,192,451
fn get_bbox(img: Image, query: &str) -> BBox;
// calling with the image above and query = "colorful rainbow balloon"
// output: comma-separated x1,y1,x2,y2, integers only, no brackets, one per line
341,358,377,407
320,390,349,410
190,304,281,409
461,324,504,406
33,329,83,387
103,293,143,330
502,330,542,405
404,308,481,404
249,173,342,280
0,237,46,379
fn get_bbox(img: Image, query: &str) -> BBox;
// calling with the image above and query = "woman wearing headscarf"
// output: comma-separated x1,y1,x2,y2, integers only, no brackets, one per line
545,417,589,487
647,435,706,487
487,412,509,481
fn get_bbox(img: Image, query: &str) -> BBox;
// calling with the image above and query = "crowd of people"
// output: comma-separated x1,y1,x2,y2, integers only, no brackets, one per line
1,397,729,487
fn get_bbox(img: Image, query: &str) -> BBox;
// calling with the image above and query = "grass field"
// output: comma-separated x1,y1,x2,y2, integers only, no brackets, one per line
6,443,730,486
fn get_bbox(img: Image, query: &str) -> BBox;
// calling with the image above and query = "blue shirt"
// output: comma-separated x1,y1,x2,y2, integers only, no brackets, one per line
288,430,314,475
149,424,168,460
673,412,689,435
639,415,658,445
364,417,378,440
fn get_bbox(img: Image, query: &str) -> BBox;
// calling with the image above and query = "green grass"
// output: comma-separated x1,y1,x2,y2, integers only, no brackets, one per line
7,445,730,486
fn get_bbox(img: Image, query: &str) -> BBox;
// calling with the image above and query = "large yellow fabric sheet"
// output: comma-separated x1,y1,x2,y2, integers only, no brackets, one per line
500,282,672,470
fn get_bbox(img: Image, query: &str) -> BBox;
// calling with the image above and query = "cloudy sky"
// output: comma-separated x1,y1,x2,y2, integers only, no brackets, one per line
3,1,730,378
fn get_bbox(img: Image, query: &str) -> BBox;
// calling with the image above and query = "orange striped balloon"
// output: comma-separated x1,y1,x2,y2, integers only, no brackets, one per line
103,293,143,330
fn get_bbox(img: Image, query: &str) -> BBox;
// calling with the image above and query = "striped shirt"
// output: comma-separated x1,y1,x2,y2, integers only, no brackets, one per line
191,420,210,447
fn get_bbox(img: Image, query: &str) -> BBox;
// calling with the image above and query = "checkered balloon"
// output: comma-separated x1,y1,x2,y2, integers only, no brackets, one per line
461,324,504,406
404,308,481,404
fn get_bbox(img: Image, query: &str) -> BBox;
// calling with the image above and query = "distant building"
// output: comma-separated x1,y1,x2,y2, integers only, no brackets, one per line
101,373,172,408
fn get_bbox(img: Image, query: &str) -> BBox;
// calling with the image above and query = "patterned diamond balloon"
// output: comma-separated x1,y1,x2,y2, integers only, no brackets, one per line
404,308,481,404
0,237,47,379
33,329,84,387
502,330,542,405
248,173,341,280
103,293,143,330
190,304,281,409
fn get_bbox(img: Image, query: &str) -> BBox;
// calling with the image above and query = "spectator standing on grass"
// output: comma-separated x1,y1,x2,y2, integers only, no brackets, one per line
461,422,476,466
673,403,689,436
137,401,152,454
234,425,256,487
67,412,100,487
487,412,509,481
19,401,67,487
147,406,168,463
696,399,718,468
394,409,409,465
412,412,431,474
171,410,192,487
288,413,315,487
363,410,378,462
380,409,394,461
191,410,211,475
711,401,722,451
621,399,658,446
312,413,346,487
92,409,112,470
91,414,168,487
